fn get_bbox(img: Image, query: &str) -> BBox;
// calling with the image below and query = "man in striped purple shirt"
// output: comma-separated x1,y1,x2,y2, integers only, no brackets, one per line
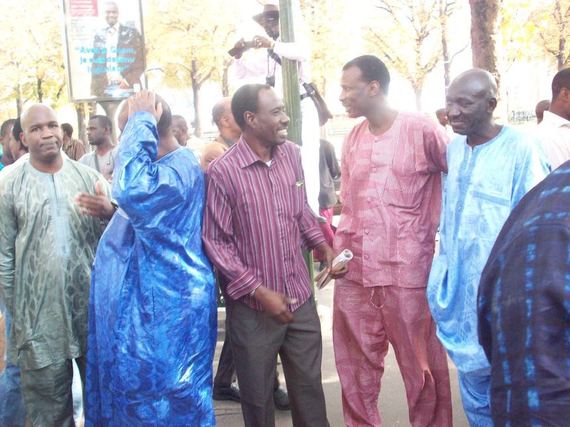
203,84,340,427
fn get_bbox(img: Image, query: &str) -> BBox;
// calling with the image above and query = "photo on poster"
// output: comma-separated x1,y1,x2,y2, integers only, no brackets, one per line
61,0,146,102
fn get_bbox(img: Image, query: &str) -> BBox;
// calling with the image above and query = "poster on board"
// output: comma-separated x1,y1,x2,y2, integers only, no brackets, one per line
61,0,146,102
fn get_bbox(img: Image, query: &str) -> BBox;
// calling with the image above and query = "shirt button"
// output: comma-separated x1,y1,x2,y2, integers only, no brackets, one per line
364,254,370,260
367,197,372,203
364,229,369,235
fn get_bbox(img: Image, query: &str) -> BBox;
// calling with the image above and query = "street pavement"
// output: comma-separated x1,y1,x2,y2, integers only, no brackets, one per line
214,281,469,427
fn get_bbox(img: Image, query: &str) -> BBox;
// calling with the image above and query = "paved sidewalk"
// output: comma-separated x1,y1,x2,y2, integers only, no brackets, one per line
214,283,469,427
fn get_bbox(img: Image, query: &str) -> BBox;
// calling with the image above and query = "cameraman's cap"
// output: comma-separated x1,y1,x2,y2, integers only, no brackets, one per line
253,2,279,25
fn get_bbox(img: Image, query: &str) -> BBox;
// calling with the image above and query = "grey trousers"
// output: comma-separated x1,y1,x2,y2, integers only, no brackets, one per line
227,297,329,427
214,318,281,391
20,357,85,427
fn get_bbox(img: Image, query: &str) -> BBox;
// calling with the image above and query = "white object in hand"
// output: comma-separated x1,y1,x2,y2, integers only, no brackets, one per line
315,249,353,289
332,249,353,268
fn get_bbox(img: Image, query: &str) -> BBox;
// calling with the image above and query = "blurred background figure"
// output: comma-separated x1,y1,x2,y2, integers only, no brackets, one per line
535,99,551,124
79,115,117,181
61,123,86,161
172,114,206,162
201,97,240,171
0,119,16,168
314,138,339,265
435,107,449,127
536,68,570,170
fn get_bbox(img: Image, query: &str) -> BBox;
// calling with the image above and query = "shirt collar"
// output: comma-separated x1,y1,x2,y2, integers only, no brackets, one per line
235,136,285,169
542,110,570,128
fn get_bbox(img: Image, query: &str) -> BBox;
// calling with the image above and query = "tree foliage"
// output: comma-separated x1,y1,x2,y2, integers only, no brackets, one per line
300,0,351,96
364,0,448,110
145,0,239,136
496,0,537,68
531,0,570,69
469,0,500,84
0,0,66,115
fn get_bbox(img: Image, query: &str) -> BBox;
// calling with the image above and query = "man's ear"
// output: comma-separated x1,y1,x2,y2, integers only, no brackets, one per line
487,97,498,113
20,132,29,149
244,111,256,129
368,80,381,97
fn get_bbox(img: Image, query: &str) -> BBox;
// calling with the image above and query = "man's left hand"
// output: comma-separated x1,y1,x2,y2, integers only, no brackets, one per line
75,180,115,220
128,90,163,123
253,35,273,49
316,243,348,279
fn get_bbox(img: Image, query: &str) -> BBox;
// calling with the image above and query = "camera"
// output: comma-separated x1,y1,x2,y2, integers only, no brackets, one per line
228,40,256,58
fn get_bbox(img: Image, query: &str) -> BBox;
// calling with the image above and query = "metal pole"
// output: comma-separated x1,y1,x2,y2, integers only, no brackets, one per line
278,0,314,281
279,0,302,146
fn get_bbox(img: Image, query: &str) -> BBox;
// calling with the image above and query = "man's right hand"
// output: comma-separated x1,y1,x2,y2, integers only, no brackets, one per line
75,180,115,220
253,286,295,324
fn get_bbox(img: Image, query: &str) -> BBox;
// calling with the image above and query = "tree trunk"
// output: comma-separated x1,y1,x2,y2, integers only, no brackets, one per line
469,0,500,85
191,60,202,137
439,0,451,91
222,62,230,97
279,0,302,145
16,84,23,116
558,34,566,70
192,83,201,137
414,85,422,111
75,103,89,151
37,77,44,103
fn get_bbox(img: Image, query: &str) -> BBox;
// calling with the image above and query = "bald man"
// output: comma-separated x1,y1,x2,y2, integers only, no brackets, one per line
201,97,241,171
427,69,549,425
0,104,108,426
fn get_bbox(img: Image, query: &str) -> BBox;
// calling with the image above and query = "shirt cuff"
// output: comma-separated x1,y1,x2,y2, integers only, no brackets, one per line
303,228,327,251
226,270,263,301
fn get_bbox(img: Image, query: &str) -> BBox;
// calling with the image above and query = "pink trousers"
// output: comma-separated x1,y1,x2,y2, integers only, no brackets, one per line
333,281,452,427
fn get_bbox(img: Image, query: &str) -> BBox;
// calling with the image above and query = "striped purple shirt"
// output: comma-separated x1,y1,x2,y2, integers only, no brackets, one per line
202,137,325,311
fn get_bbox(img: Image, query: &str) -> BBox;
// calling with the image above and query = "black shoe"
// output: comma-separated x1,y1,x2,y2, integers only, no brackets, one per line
213,384,241,403
273,386,290,410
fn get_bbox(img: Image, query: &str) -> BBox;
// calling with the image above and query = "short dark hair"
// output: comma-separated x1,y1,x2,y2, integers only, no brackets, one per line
231,84,272,130
552,68,570,100
155,95,172,138
61,123,73,138
171,114,187,129
343,55,391,94
89,115,113,132
12,118,22,142
1,118,16,138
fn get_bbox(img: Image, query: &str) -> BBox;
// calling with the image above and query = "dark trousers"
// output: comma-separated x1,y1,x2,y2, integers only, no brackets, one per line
213,333,235,388
227,298,328,427
20,357,85,427
214,323,280,391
